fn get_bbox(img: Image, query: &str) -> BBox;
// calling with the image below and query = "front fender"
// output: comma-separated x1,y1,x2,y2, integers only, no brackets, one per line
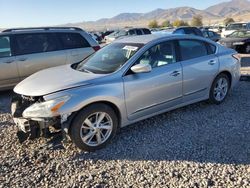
43,82,127,124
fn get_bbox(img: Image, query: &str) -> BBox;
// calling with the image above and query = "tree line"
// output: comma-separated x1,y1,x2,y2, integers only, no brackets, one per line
148,16,235,28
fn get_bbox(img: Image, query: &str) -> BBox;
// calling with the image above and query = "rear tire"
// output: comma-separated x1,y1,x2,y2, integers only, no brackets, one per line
209,74,230,105
70,104,118,151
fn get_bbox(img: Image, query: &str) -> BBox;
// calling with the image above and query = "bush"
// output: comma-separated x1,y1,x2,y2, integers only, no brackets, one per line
172,20,189,27
148,20,159,28
161,20,172,27
224,18,235,26
191,15,203,27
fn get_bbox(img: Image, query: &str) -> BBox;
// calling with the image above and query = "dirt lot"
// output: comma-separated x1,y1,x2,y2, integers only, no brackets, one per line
0,78,249,187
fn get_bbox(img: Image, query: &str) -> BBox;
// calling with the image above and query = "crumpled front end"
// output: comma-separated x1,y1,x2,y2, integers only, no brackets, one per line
11,94,65,143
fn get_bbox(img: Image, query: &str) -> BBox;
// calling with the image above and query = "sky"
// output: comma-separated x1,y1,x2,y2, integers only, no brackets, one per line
0,0,229,28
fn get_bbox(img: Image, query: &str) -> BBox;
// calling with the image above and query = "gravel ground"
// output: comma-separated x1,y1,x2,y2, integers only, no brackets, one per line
0,81,250,188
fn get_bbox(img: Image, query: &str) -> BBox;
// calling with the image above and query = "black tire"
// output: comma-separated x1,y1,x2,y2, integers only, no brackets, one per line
70,103,118,151
209,73,230,105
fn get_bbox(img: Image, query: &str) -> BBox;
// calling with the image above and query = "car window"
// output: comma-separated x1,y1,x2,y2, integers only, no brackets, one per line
174,29,185,34
185,28,196,35
77,43,144,74
15,33,60,55
194,29,203,36
207,43,216,54
226,23,247,30
208,31,215,37
136,29,143,35
136,41,176,68
179,40,208,61
142,29,151,34
58,33,90,50
0,36,11,58
128,29,136,35
203,31,209,38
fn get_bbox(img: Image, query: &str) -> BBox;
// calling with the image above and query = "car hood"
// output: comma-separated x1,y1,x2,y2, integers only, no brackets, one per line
223,30,235,36
220,37,247,43
14,65,105,96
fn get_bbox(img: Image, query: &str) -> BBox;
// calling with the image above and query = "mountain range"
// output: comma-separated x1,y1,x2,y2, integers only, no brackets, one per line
63,0,250,30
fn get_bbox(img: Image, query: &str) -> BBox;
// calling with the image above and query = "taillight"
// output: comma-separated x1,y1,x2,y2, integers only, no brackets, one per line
93,46,101,52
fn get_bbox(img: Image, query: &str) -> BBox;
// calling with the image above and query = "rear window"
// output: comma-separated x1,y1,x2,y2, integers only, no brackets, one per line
179,40,208,61
207,43,216,54
15,33,60,55
174,29,185,34
58,33,90,50
0,36,11,58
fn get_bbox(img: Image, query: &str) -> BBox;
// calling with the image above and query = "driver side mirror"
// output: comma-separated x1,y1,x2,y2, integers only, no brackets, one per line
131,63,152,73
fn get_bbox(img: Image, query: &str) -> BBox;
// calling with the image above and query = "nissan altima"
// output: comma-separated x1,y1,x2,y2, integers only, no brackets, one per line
11,34,241,151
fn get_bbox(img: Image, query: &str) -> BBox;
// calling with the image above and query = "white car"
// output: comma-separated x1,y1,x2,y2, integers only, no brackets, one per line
0,27,100,90
221,23,250,38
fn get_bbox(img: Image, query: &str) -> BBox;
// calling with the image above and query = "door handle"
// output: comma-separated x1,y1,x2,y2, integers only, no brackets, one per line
3,60,14,64
170,71,181,77
208,60,216,65
18,58,27,61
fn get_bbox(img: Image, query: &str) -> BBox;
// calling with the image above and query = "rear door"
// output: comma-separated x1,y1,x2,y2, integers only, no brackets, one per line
13,33,66,80
58,32,95,64
0,35,19,88
178,39,219,100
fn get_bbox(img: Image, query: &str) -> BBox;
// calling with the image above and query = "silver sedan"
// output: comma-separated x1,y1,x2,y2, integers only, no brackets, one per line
12,34,241,151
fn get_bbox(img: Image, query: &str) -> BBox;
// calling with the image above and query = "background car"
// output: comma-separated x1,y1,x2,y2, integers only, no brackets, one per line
202,30,221,42
209,25,225,33
104,28,151,43
221,22,250,38
219,30,250,53
173,27,203,37
0,27,100,90
12,34,240,151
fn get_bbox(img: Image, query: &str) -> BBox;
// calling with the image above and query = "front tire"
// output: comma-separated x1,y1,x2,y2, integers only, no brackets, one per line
209,74,230,104
70,104,118,151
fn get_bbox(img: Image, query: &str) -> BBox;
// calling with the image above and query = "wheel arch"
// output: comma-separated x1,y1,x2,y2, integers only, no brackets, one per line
68,100,122,131
217,70,232,88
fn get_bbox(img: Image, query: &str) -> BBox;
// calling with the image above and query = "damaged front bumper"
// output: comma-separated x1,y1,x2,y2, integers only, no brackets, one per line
11,94,74,143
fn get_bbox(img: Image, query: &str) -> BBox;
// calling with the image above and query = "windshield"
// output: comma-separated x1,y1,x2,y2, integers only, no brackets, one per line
108,30,128,38
229,31,250,38
76,42,144,74
226,23,247,30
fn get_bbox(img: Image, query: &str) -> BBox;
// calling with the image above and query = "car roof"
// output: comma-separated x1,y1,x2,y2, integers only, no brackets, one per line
114,33,212,44
0,27,86,35
176,26,199,29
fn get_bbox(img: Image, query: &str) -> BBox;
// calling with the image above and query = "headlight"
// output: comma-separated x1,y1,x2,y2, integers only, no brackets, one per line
233,42,245,45
23,95,70,118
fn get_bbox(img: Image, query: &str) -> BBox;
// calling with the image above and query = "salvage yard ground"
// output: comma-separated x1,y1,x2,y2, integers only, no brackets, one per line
0,58,249,187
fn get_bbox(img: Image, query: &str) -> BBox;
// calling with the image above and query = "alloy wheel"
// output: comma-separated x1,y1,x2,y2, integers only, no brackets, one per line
80,112,113,147
213,77,228,102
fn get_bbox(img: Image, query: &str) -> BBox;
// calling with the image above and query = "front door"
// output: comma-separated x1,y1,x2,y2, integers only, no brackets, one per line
123,40,183,120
